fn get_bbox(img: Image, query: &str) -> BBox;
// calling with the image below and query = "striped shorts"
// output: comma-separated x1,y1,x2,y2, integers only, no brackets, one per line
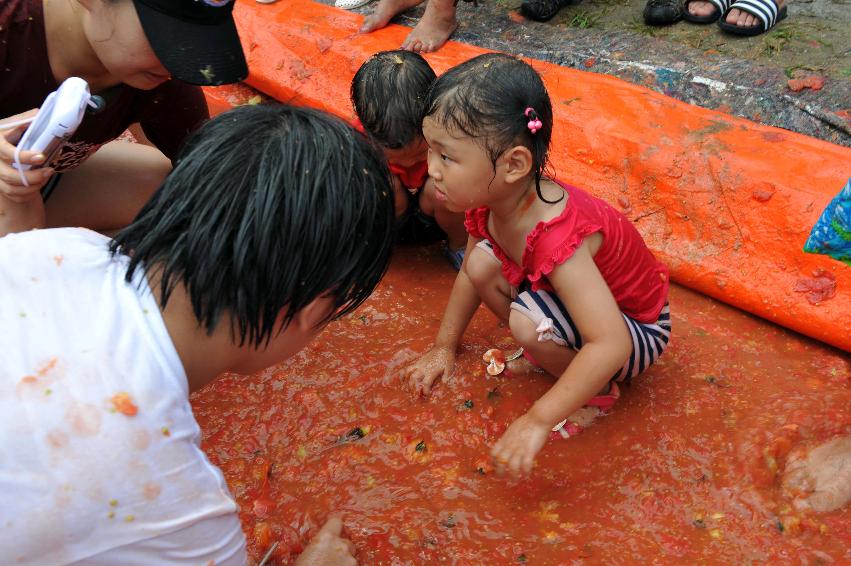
477,240,671,382
511,289,671,382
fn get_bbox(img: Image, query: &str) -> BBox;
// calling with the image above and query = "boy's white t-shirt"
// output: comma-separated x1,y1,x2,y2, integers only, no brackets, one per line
0,228,247,565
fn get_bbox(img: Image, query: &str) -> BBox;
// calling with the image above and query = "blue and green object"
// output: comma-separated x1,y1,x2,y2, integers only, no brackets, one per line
804,179,851,266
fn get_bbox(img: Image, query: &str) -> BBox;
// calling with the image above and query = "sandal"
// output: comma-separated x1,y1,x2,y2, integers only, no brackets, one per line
520,0,572,22
682,0,729,23
643,0,684,26
549,382,621,440
717,0,787,36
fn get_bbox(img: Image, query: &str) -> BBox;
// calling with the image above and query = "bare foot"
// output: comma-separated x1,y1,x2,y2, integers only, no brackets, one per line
685,0,717,17
360,0,425,33
781,436,851,513
294,517,358,566
400,0,458,53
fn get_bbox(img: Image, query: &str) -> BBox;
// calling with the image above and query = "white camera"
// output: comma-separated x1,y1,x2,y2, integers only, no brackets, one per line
14,77,91,171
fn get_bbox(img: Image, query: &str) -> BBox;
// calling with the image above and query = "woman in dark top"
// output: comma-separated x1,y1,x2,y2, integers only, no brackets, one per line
0,0,248,236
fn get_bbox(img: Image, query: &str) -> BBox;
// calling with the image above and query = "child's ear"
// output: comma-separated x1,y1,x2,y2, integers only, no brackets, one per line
292,296,334,333
501,146,534,184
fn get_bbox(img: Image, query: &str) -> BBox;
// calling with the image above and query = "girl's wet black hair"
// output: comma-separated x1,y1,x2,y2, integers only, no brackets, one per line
423,53,560,203
110,104,395,348
351,50,436,149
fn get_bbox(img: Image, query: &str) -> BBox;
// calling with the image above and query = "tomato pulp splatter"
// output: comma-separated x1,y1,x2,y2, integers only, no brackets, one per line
192,246,850,564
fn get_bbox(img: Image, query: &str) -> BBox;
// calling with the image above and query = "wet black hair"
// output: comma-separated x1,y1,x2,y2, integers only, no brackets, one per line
423,53,559,203
110,104,395,348
351,50,436,150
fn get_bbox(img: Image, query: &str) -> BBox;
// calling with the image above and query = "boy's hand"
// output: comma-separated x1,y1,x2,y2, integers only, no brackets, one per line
403,345,455,397
1,110,54,203
294,516,357,566
491,412,551,479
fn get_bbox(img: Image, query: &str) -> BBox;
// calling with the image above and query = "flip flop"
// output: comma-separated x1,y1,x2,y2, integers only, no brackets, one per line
334,0,373,8
717,0,787,36
549,382,621,440
682,0,729,23
520,0,572,22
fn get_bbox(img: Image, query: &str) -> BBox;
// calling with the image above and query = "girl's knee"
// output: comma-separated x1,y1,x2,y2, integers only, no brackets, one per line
508,308,540,349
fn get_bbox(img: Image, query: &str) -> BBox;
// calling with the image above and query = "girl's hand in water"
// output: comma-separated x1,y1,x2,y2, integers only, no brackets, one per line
294,516,358,566
491,412,551,478
403,346,455,397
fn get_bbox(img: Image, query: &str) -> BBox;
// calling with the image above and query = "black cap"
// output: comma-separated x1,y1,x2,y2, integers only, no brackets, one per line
132,0,248,86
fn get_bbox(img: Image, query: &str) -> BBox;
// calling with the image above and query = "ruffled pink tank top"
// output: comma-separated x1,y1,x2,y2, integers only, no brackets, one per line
465,181,669,323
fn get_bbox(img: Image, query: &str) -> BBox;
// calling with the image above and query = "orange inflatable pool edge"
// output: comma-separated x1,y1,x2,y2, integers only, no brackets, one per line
204,0,851,353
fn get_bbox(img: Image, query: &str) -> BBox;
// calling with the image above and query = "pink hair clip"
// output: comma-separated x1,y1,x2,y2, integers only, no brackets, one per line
524,107,542,135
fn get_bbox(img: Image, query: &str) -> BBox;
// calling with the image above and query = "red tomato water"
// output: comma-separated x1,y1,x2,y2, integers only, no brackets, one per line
192,246,850,565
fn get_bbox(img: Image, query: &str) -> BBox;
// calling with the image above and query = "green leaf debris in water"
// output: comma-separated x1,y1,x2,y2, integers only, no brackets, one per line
347,427,366,440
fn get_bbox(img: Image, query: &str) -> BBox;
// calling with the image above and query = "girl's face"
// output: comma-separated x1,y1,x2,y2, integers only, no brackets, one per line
80,0,171,90
422,116,508,213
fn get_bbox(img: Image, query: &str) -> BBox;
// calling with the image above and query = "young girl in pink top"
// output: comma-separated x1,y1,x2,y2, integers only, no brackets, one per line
404,53,672,478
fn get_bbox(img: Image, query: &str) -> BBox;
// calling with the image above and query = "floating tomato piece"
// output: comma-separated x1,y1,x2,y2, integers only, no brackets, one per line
111,392,138,416
364,533,395,561
252,496,274,519
475,457,494,475
277,525,303,556
254,521,273,549
793,271,836,305
487,358,506,376
483,348,506,364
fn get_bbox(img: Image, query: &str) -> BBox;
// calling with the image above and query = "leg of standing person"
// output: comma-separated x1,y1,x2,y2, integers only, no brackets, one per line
361,0,428,34
401,0,458,53
361,0,458,53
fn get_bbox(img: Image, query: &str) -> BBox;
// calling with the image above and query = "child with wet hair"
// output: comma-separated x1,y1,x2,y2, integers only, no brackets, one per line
403,53,672,478
352,50,468,269
0,104,393,564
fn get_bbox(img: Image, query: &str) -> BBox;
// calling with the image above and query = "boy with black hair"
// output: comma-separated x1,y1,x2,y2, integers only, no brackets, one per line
0,104,393,565
351,50,467,269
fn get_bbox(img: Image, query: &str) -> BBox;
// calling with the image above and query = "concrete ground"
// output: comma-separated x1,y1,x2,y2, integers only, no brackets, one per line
323,0,851,145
